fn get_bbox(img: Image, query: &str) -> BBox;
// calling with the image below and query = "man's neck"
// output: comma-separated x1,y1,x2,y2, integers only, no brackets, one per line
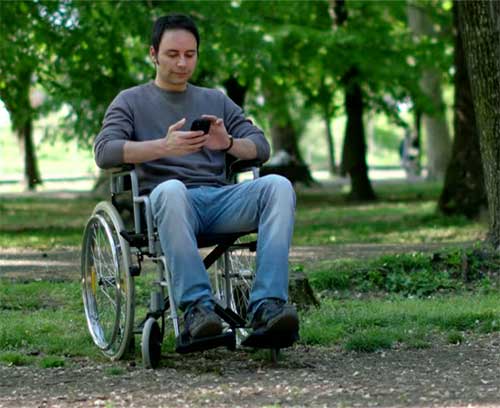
154,78,188,92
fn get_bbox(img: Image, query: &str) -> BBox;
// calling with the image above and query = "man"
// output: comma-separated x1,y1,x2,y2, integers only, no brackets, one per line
94,13,298,348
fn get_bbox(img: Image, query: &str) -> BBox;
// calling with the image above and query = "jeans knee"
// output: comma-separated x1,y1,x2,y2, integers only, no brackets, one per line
261,175,295,206
150,179,189,217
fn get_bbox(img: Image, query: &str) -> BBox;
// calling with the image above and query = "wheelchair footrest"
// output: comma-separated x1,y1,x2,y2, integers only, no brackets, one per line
175,331,236,354
214,303,246,327
241,328,299,350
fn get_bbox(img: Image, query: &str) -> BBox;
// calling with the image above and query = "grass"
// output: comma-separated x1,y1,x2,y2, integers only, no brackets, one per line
1,278,499,366
307,246,500,297
300,293,500,352
294,184,486,246
0,196,98,249
0,181,497,366
0,180,487,250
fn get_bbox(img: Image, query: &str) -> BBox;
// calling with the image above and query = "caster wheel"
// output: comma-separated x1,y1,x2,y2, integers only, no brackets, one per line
142,318,162,369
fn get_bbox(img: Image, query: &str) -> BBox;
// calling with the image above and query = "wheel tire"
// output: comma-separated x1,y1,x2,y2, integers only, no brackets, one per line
81,201,135,360
142,317,162,369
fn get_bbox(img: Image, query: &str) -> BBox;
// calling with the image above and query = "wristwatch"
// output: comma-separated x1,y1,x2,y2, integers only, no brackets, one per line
222,135,234,152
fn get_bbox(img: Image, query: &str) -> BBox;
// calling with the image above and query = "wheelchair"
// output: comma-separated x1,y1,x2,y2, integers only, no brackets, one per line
80,159,285,368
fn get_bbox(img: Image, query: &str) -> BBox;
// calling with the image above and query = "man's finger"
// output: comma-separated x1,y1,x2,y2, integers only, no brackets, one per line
169,118,186,132
201,114,218,123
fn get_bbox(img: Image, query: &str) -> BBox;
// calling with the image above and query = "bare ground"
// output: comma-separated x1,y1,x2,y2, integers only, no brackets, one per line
1,243,500,408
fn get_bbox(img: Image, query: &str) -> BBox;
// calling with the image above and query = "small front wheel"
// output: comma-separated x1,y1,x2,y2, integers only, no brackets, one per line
142,317,162,369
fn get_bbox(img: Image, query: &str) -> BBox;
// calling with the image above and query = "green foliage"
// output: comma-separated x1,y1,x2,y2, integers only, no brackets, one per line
0,0,454,146
309,247,500,297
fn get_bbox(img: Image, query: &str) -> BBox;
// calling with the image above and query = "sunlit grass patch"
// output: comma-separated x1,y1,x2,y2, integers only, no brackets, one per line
0,351,33,366
0,281,100,362
0,196,98,249
299,293,500,351
294,186,487,246
307,247,500,297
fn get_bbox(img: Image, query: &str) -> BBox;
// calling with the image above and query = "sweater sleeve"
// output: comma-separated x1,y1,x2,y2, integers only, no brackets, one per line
93,92,134,169
222,94,270,163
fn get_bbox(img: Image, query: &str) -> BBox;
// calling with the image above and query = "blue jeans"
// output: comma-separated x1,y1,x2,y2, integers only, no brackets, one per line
149,175,296,316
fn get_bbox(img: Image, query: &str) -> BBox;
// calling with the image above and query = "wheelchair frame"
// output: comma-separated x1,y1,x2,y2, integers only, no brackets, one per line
81,160,271,368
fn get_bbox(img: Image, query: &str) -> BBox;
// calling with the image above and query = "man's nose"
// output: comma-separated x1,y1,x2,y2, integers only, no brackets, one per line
177,56,187,67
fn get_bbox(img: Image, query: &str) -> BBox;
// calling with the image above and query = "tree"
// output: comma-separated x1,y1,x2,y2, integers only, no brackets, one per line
438,1,486,218
457,1,500,246
0,1,53,190
332,0,376,201
407,1,452,181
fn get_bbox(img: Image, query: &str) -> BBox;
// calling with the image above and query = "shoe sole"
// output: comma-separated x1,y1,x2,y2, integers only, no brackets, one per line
242,308,300,349
265,311,299,335
190,319,223,340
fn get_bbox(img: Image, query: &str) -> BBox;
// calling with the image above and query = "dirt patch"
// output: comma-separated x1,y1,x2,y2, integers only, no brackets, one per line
2,241,497,408
0,242,471,282
1,338,500,408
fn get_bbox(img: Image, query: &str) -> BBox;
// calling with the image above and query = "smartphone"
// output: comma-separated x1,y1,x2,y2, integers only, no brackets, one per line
190,118,211,134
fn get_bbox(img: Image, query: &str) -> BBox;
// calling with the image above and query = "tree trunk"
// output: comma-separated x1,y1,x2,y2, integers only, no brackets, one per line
332,0,375,201
408,2,452,180
16,119,41,191
457,1,500,246
323,106,336,175
263,86,315,185
438,2,486,219
7,69,42,191
223,76,247,108
340,67,376,201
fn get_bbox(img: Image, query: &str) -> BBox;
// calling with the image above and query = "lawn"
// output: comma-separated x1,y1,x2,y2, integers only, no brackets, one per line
0,180,498,367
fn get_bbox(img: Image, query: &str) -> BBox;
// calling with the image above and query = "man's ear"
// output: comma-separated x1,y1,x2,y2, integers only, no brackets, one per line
149,46,158,65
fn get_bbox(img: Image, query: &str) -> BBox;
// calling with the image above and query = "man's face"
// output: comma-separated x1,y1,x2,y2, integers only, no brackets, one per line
151,29,198,91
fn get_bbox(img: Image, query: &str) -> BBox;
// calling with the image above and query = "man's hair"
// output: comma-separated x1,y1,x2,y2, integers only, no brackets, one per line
151,14,200,53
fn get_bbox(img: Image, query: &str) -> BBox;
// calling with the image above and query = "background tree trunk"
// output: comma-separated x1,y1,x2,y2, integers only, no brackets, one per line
333,0,376,201
407,2,452,180
323,105,336,176
457,1,500,246
16,119,41,191
263,85,315,184
341,67,376,201
4,69,42,191
438,1,486,218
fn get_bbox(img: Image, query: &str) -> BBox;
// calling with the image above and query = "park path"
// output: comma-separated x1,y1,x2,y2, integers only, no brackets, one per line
0,241,469,281
0,337,499,407
3,240,499,408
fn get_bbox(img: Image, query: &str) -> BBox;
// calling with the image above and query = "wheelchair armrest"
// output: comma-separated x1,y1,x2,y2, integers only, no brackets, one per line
110,165,137,195
109,164,134,174
228,159,262,178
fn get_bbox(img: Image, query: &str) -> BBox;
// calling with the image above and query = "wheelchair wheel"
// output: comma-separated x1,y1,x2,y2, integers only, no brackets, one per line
141,317,162,369
81,201,135,360
212,239,255,340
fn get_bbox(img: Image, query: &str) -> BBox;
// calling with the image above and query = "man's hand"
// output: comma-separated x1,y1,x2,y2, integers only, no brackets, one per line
163,118,208,156
201,115,232,151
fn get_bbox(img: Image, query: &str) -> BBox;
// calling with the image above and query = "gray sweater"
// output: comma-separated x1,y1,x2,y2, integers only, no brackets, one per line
94,81,270,192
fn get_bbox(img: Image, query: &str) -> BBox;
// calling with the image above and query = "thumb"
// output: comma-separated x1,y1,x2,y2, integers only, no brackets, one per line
169,118,186,132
